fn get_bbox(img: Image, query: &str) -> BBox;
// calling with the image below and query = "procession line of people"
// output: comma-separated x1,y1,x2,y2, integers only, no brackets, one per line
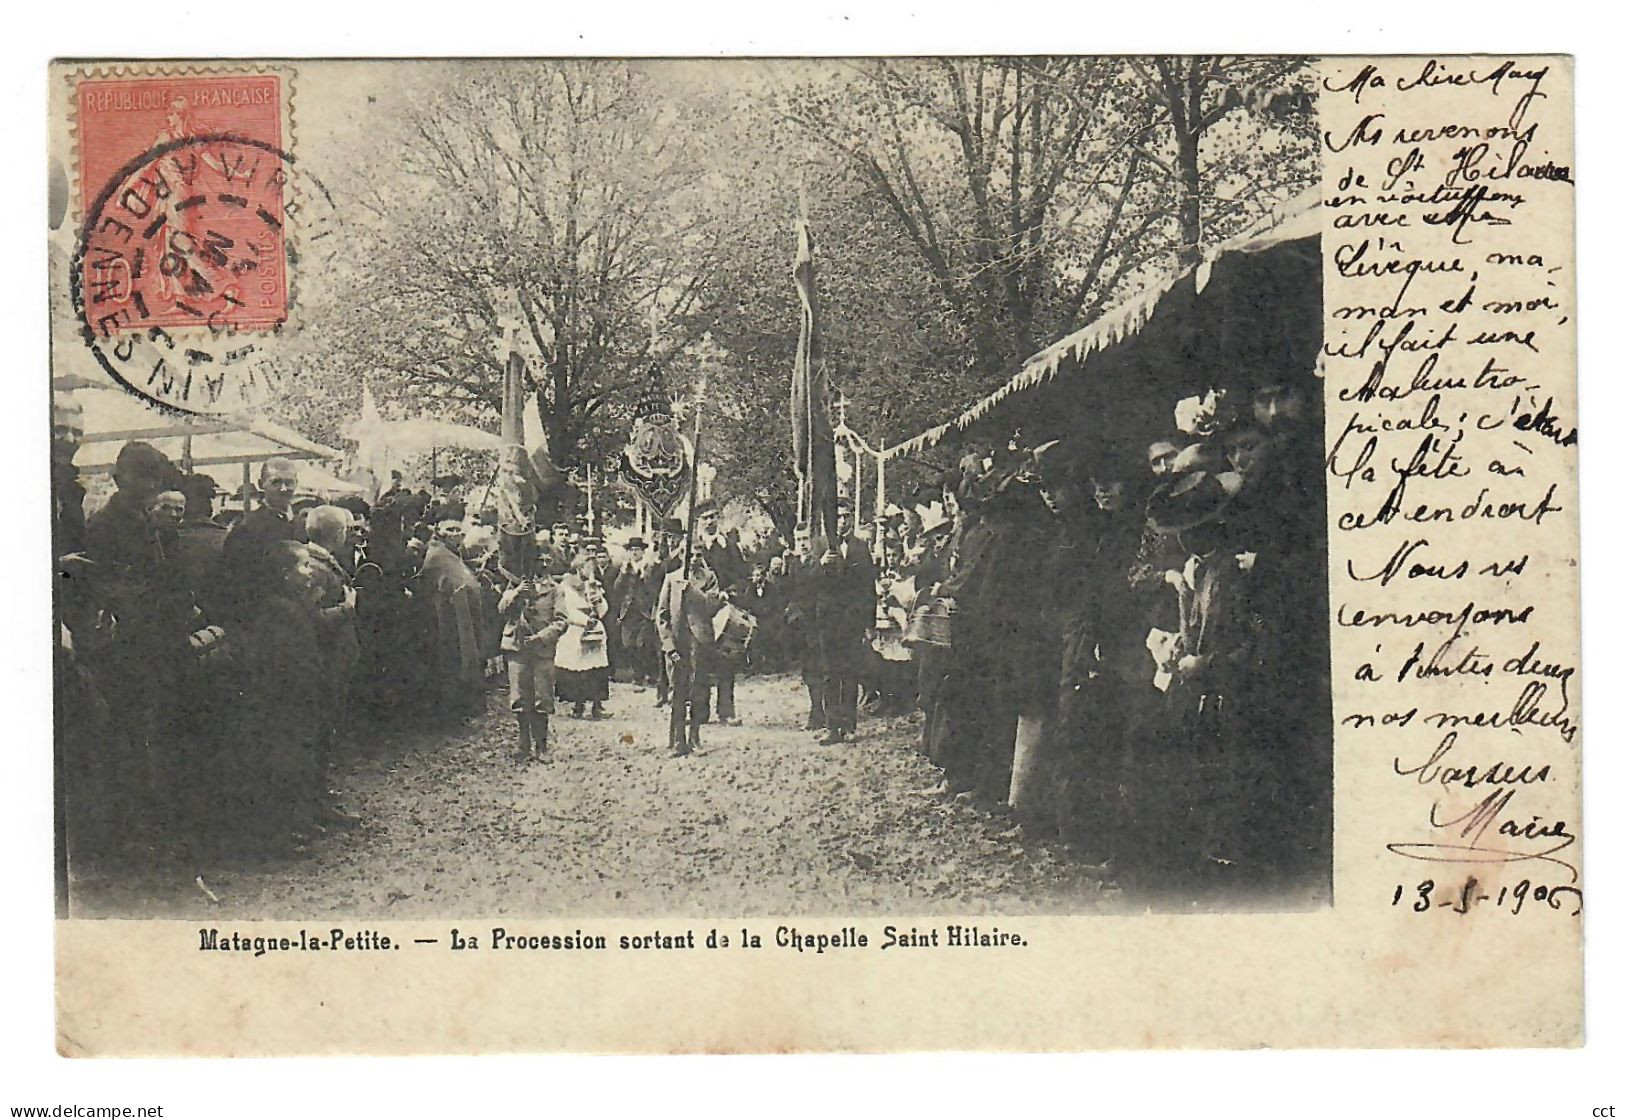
53,371,1327,903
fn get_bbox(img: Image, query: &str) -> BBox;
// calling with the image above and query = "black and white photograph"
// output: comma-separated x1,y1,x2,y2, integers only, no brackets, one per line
50,56,1333,923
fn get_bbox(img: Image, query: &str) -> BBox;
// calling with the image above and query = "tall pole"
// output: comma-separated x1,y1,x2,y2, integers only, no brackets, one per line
853,435,862,531
874,446,886,550
799,184,815,539
680,378,707,580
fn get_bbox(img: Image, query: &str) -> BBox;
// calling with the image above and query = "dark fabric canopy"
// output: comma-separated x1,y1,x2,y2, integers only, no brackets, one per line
958,234,1322,483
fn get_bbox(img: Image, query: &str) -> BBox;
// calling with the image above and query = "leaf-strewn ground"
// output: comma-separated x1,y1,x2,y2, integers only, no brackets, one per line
69,674,1120,919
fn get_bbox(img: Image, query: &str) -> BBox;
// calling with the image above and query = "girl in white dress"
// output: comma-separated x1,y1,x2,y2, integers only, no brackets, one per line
553,550,611,718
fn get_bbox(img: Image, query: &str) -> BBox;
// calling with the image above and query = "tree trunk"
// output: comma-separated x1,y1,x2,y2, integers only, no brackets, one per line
1175,63,1204,268
1176,126,1201,268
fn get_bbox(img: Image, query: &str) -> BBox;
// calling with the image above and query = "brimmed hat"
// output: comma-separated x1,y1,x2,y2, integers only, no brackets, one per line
693,498,719,517
917,505,951,535
1146,471,1234,534
626,536,649,549
179,473,223,512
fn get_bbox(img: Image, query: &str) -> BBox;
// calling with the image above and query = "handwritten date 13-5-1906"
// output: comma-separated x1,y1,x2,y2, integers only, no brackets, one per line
1393,876,1582,916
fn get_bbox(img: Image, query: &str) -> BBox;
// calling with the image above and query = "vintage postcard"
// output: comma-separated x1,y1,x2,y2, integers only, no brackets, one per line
48,55,1579,1054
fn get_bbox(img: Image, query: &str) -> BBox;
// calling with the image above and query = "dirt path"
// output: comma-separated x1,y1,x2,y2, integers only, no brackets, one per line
70,674,1117,918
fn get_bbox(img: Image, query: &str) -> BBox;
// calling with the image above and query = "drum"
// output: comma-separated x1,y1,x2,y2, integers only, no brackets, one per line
904,596,955,650
713,604,758,659
579,618,607,648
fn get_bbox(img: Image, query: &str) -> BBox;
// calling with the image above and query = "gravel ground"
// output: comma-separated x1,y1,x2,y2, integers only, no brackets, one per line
69,673,1120,919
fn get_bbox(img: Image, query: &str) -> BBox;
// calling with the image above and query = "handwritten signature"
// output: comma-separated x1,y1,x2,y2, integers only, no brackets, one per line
1387,786,1577,882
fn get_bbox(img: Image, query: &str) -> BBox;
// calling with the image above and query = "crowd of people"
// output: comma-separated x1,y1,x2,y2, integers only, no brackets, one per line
884,380,1330,892
49,393,877,867
675,377,1330,894
53,374,1327,894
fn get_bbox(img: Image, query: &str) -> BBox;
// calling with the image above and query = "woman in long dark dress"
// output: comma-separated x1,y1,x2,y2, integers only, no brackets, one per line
221,541,325,860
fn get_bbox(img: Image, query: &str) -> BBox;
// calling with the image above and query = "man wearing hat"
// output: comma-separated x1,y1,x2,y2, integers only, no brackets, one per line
613,536,659,687
691,498,747,724
168,473,230,624
83,443,190,841
812,496,876,744
1138,472,1266,873
498,550,567,763
648,518,686,706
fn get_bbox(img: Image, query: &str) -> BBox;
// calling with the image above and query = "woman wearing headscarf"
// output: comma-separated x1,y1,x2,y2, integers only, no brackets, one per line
224,541,325,859
420,520,485,716
302,506,363,831
554,549,612,719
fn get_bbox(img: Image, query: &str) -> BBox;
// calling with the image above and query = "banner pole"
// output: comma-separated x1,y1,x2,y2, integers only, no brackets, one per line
680,380,707,580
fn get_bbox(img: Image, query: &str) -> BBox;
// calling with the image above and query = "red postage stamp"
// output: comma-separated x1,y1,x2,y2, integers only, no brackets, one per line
74,72,288,334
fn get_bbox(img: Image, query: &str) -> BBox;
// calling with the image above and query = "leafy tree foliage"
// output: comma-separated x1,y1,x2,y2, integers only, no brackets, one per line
272,58,1315,529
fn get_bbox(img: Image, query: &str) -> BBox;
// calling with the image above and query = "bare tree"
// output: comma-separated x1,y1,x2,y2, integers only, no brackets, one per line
776,56,1316,377
1128,55,1317,266
333,62,722,470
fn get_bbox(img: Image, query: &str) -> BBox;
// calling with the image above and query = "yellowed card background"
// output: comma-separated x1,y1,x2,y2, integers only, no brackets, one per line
49,54,1582,1056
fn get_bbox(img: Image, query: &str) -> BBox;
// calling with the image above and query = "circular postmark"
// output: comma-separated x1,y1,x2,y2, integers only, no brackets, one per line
71,133,337,417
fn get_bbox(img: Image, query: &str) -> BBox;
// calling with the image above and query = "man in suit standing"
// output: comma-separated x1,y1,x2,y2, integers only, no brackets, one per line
613,536,658,686
691,498,747,724
657,556,726,757
648,519,686,707
813,498,876,744
221,458,304,623
782,523,825,731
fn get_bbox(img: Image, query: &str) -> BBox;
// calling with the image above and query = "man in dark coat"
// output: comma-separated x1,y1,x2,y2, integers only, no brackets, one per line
691,499,746,724
170,473,230,624
86,442,181,572
226,540,326,857
782,523,825,730
812,498,876,744
221,457,304,622
83,449,193,844
420,521,485,715
613,537,659,685
749,556,789,672
52,392,88,560
648,520,685,706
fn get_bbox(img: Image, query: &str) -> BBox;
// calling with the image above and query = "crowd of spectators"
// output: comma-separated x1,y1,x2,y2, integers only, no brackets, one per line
52,375,1328,896
898,381,1330,893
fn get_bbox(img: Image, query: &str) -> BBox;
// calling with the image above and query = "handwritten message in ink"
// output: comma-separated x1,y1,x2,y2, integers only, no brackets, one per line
1319,58,1580,916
